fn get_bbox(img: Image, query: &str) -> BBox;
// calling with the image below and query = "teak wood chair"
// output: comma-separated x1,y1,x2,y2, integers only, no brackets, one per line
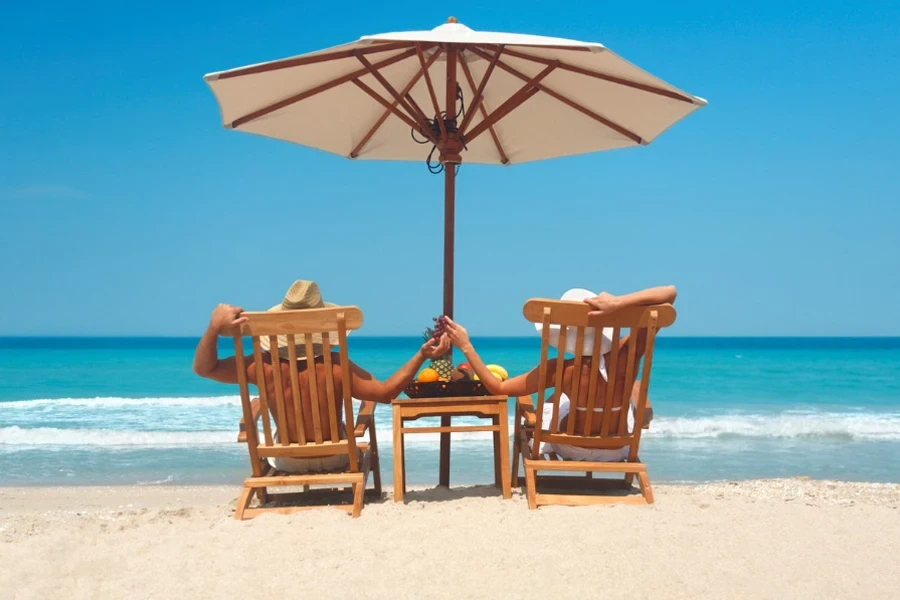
512,300,676,508
227,306,381,519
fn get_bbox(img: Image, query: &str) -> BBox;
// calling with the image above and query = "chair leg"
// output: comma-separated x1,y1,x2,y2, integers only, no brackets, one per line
511,418,521,488
492,415,502,488
637,471,654,504
624,473,635,487
351,481,365,518
392,405,404,503
255,487,269,505
369,423,383,497
234,486,253,520
524,465,538,510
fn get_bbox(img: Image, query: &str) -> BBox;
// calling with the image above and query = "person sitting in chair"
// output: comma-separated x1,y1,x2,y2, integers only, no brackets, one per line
193,280,449,472
443,285,676,461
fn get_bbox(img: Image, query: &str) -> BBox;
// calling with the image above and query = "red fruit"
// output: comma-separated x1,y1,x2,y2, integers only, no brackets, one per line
458,363,471,371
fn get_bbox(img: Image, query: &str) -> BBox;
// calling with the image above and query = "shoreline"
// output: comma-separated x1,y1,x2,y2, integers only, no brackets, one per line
3,478,899,510
2,479,898,598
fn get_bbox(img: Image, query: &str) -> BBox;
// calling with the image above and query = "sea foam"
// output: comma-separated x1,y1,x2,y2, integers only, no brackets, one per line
0,396,241,409
0,426,234,447
648,412,900,441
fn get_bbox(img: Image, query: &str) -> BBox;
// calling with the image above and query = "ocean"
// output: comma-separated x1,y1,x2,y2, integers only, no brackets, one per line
1,337,899,487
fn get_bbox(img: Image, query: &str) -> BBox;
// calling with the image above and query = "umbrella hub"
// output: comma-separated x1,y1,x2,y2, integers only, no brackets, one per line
439,135,464,165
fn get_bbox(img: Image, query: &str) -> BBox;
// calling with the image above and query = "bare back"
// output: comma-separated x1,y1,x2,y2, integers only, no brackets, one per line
558,330,649,436
246,352,346,444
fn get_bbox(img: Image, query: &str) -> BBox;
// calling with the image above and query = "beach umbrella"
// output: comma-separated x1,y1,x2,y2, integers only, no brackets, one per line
204,18,706,317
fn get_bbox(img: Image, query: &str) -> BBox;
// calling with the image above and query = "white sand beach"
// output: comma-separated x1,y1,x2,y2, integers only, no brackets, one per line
2,479,898,599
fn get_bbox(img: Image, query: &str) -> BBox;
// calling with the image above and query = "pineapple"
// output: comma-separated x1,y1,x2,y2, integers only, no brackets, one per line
423,326,454,380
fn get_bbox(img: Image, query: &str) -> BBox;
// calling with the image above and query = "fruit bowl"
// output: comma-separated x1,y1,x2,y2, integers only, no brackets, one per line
403,380,490,399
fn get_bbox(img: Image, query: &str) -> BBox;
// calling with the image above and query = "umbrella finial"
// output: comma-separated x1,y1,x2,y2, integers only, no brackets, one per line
447,16,458,23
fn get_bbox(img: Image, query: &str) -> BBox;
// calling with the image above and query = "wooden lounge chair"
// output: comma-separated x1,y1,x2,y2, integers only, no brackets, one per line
511,300,676,508
228,306,381,519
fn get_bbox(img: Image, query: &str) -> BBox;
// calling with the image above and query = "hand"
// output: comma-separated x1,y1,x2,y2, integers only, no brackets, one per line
209,303,248,334
420,333,451,359
443,318,471,351
584,292,622,316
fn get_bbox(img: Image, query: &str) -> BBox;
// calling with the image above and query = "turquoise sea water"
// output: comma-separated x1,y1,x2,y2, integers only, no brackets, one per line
1,337,899,486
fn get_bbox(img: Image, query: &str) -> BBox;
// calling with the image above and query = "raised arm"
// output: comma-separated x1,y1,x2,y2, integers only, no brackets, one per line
444,318,553,398
192,304,248,384
584,285,677,316
350,334,451,403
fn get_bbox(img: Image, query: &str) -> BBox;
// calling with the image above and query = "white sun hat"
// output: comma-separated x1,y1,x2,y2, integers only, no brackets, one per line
534,288,614,380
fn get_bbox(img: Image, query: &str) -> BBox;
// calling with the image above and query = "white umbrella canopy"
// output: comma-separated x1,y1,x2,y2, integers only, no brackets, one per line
203,18,706,318
204,18,706,165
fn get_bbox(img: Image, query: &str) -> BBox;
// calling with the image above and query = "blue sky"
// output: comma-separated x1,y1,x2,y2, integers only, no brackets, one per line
1,1,899,336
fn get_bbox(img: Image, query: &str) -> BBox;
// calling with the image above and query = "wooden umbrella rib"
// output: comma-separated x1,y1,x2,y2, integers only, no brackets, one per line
355,52,432,134
463,62,558,145
416,44,445,139
458,45,504,135
467,47,644,145
351,79,437,145
229,47,417,129
351,49,441,158
457,51,508,164
485,45,698,104
214,41,414,80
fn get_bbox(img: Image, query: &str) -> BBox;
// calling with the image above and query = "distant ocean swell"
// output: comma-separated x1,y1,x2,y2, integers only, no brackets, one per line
2,396,900,448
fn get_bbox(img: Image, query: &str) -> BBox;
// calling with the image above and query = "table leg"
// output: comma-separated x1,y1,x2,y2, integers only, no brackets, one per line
492,415,501,488
498,404,511,499
401,424,407,495
439,415,451,487
392,405,404,503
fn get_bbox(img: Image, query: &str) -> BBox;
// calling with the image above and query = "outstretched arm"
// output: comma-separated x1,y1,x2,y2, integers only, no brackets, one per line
584,285,677,316
192,304,248,383
444,318,553,397
350,335,451,403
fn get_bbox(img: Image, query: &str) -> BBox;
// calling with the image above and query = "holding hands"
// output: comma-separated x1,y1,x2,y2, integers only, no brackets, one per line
420,333,451,359
443,318,471,352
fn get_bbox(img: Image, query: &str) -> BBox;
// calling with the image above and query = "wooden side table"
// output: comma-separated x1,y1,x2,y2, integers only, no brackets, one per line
391,396,511,502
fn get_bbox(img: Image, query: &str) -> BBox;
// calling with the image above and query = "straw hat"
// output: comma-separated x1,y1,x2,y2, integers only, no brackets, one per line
534,288,614,379
259,280,341,360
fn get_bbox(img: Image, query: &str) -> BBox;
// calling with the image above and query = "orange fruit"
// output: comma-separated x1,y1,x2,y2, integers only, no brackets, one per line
417,368,439,383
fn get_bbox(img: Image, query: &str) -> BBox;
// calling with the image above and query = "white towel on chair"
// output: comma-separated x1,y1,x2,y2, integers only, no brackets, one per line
529,394,632,462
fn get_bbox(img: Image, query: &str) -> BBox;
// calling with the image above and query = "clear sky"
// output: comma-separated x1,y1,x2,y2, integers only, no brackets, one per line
1,1,899,337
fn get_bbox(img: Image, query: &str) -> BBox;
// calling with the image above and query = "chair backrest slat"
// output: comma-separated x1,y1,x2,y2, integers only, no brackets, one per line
233,334,263,476
285,336,307,445
228,306,364,465
550,323,568,433
337,314,359,470
521,300,675,450
565,325,586,435
267,335,290,446
600,327,621,436
618,331,639,435
251,337,274,446
304,336,324,444
321,335,338,441
628,311,659,460
532,308,552,459
319,332,340,442
582,329,604,435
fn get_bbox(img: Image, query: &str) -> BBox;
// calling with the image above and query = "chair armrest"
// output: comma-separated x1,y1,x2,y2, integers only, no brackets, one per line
354,401,376,437
237,398,261,443
517,396,537,427
629,381,653,429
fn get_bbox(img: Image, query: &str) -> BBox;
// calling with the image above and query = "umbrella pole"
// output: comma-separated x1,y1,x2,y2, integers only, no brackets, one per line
443,165,455,319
